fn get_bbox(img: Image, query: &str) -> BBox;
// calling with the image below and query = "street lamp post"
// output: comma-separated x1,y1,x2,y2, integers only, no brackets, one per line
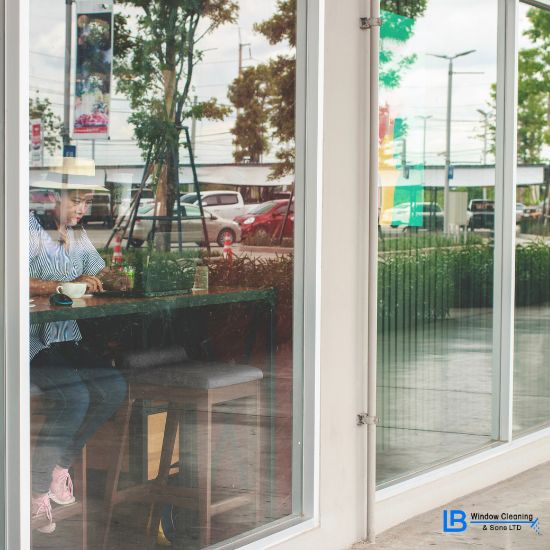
416,115,433,208
416,115,432,167
478,108,489,199
63,0,75,148
429,49,476,233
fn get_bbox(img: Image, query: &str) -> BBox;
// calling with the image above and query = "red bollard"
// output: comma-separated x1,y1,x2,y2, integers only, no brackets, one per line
223,232,233,263
112,233,123,267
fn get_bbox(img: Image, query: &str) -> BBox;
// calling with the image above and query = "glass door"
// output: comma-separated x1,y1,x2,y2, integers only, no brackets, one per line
512,0,550,436
376,0,502,486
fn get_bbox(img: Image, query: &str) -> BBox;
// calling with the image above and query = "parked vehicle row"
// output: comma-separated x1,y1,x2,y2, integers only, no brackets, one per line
30,186,295,245
379,202,443,232
130,203,241,248
235,200,295,241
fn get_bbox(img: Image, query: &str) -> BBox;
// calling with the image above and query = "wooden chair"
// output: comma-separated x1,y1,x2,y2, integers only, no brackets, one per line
103,347,263,549
31,384,88,549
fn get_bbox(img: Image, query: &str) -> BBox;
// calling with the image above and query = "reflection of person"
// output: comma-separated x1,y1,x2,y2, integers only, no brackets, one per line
29,181,127,534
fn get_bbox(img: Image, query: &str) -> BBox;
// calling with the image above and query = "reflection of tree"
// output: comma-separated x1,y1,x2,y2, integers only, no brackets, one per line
228,0,296,179
380,0,427,89
227,1,428,177
29,94,62,154
483,9,550,165
518,8,550,163
114,1,237,249
228,64,272,163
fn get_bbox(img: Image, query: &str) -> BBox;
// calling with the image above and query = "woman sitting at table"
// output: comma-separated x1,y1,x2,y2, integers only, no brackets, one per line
29,181,128,534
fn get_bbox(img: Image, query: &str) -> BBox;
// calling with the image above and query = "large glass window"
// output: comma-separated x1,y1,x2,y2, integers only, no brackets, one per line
377,0,500,486
28,0,302,547
513,2,550,436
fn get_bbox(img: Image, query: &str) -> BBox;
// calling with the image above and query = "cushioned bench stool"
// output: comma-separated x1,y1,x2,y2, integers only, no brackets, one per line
102,347,263,549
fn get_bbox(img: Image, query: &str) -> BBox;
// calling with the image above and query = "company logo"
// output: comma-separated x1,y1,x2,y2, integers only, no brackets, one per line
443,510,468,532
443,509,541,535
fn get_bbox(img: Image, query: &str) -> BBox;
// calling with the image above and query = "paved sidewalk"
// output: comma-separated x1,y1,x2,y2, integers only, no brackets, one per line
353,460,550,549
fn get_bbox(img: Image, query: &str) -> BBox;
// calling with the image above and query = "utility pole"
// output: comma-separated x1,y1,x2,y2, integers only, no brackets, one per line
429,50,476,233
417,115,434,207
62,0,75,185
478,109,489,199
191,95,198,157
63,0,74,147
416,115,432,167
236,28,251,162
238,28,251,76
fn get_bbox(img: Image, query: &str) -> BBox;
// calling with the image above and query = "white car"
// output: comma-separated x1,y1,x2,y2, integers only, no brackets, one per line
180,190,247,219
129,203,241,247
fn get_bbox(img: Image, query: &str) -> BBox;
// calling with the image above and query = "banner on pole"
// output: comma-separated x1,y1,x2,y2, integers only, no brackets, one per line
30,118,43,167
73,2,114,140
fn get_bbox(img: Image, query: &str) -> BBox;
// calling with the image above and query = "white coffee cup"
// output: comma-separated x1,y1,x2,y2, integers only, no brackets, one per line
56,282,87,299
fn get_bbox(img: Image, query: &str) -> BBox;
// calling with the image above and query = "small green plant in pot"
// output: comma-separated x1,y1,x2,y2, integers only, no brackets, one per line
101,246,199,296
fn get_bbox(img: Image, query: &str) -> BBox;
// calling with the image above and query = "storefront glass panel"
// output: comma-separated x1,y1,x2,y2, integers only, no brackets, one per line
28,1,302,547
513,1,550,437
376,0,500,486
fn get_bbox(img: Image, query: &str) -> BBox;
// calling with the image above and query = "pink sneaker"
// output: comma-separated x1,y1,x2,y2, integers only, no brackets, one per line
48,465,76,506
32,493,56,534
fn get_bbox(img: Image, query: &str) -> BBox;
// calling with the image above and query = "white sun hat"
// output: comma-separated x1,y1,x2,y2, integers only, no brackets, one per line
30,157,108,192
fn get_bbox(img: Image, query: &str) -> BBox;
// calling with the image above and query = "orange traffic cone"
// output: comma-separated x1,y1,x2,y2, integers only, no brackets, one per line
112,233,123,266
223,232,233,263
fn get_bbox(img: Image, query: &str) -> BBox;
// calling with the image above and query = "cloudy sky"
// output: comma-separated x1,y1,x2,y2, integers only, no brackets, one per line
30,0,538,168
380,0,537,167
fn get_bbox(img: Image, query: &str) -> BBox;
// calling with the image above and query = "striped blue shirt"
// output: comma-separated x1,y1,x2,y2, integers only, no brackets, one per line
29,213,106,360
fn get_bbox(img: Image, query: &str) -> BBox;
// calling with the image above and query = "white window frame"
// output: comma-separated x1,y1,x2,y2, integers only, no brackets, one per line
375,0,550,506
0,0,6,544
3,1,324,549
5,0,31,547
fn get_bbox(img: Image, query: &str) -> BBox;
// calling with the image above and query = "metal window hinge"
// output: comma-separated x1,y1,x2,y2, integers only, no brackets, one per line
360,17,382,30
357,413,379,426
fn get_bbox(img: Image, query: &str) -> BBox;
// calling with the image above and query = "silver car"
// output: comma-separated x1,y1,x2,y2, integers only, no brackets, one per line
129,203,241,247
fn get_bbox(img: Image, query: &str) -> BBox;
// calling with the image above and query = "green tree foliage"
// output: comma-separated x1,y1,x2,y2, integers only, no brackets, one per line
482,8,550,164
29,95,62,155
228,0,427,177
227,64,272,163
517,8,550,163
228,0,296,179
114,0,237,238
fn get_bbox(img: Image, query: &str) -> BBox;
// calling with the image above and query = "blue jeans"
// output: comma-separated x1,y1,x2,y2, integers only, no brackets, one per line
31,342,127,493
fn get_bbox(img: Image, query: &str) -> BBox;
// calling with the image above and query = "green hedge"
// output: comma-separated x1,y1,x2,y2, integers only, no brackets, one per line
378,241,550,329
378,250,454,329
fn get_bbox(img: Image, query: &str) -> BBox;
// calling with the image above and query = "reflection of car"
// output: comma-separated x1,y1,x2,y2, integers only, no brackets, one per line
380,202,443,231
180,191,246,220
130,203,241,247
114,188,155,221
523,203,542,220
81,192,113,227
467,199,494,230
516,203,526,223
234,200,294,241
30,190,57,228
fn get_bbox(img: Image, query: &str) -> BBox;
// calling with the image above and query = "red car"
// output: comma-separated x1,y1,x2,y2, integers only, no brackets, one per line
235,199,294,241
